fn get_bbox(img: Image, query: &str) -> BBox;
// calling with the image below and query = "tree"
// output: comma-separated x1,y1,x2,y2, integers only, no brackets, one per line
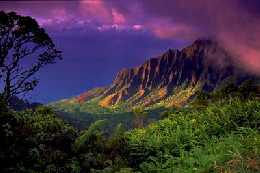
0,11,61,102
132,107,148,128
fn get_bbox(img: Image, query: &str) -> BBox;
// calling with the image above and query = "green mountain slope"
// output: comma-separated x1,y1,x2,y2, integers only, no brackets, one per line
50,39,259,129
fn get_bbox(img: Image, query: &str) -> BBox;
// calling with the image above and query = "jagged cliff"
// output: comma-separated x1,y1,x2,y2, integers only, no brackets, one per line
95,39,249,107
54,39,255,109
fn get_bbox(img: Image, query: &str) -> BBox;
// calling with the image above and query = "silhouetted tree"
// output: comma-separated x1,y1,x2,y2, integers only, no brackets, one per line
0,11,61,102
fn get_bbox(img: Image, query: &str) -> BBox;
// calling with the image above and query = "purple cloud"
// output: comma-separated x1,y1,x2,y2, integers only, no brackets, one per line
105,0,260,74
0,0,259,102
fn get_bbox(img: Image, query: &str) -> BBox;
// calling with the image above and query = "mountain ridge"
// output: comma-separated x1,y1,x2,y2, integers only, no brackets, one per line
52,39,257,111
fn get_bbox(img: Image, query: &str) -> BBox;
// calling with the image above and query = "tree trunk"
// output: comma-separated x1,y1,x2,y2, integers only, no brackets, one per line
3,70,11,103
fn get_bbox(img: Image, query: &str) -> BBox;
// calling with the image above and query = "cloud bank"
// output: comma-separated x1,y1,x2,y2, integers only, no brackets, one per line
108,0,260,74
1,0,260,74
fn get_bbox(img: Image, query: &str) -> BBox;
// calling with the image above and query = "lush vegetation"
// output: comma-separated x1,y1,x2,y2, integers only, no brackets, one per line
1,96,259,172
0,102,77,173
126,99,260,173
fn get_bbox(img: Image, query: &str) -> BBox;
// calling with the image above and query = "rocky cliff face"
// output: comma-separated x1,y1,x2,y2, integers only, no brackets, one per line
75,87,107,104
96,39,249,107
60,39,255,109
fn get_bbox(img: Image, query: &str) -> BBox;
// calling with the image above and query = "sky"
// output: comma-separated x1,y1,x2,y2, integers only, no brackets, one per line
0,0,260,103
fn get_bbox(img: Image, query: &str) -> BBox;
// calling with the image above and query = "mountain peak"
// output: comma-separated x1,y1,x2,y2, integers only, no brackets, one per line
55,39,254,108
192,39,216,46
97,39,249,107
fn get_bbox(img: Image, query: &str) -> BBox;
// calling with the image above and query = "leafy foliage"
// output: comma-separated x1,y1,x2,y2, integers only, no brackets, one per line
0,102,77,173
74,119,108,153
0,11,61,102
126,99,260,172
1,96,259,173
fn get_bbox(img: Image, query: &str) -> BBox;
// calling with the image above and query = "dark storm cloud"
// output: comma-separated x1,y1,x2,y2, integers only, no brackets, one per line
106,0,260,74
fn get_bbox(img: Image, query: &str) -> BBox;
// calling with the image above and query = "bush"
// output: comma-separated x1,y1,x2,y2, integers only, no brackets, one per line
0,105,77,173
126,99,260,172
1,97,259,172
